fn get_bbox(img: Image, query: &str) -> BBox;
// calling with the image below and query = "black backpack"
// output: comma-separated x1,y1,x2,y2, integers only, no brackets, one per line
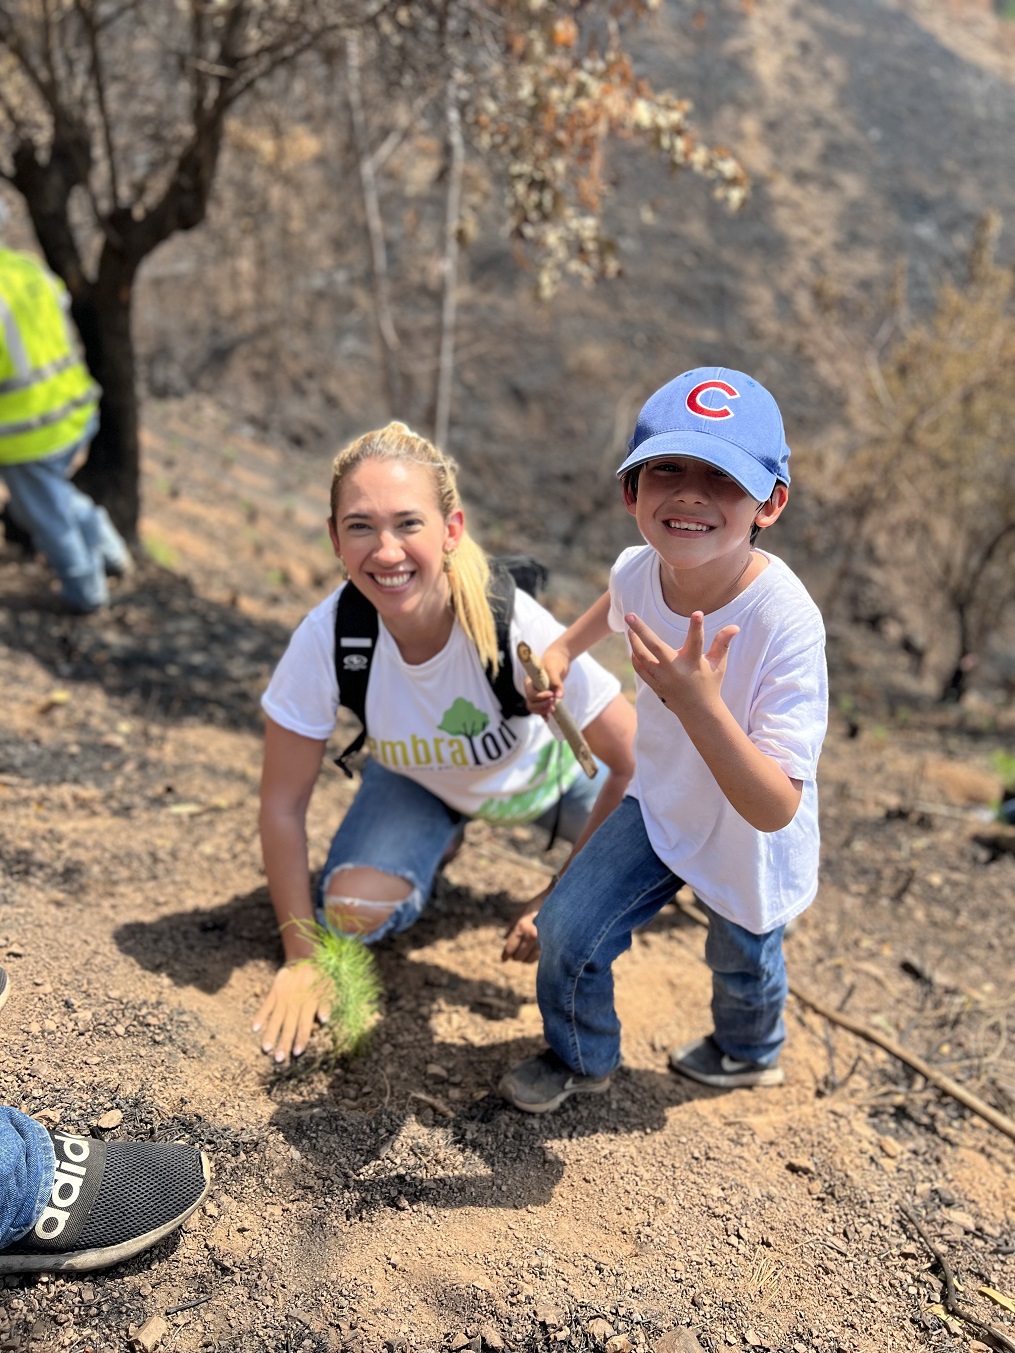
332,554,548,777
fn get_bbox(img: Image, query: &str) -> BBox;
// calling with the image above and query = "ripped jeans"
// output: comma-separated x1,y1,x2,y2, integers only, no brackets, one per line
316,756,604,944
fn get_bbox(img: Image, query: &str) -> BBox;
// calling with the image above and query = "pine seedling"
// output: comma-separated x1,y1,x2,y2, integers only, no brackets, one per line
293,920,383,1059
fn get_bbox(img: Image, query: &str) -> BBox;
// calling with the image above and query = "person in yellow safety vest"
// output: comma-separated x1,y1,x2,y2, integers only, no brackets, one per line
0,246,131,613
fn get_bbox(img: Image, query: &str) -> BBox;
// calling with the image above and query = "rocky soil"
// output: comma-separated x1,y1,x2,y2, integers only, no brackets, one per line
1,401,1014,1353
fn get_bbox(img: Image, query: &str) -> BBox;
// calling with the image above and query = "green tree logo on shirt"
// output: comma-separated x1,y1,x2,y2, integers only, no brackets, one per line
439,698,489,765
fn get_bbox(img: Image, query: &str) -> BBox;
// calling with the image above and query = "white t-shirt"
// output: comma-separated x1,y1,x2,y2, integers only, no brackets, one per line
608,545,827,933
263,586,620,824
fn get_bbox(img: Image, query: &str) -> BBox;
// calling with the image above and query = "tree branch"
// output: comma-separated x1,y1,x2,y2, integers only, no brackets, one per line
345,32,402,411
434,67,464,452
75,0,121,210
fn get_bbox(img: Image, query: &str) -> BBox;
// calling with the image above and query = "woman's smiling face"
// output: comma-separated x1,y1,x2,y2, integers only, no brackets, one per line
329,458,463,627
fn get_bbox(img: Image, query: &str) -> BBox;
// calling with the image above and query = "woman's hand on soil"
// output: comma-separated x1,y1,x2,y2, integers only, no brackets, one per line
253,961,330,1064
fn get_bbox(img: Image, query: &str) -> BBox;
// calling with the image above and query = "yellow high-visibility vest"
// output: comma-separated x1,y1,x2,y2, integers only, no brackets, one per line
0,248,100,466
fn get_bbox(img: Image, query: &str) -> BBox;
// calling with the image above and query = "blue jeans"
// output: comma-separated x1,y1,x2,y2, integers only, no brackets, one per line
535,795,788,1079
1,430,130,612
0,1107,54,1248
316,756,605,944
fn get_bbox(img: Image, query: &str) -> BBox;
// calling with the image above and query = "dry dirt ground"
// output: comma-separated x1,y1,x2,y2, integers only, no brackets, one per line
1,402,1014,1353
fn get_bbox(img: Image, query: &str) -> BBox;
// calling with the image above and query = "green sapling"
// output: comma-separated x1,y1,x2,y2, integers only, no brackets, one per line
294,920,383,1058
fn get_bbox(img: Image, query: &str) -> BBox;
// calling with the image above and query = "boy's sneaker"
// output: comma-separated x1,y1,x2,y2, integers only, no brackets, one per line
669,1035,784,1089
0,965,9,1018
0,1129,211,1273
498,1049,611,1114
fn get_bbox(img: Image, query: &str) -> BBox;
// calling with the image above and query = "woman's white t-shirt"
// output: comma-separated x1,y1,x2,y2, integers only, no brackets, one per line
608,545,828,934
263,586,620,824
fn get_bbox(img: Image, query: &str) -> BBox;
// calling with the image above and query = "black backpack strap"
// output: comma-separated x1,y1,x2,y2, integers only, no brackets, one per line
486,561,530,721
332,582,379,778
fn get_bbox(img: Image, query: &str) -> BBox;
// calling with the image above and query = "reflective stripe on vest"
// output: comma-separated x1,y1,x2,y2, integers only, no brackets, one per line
0,251,100,464
0,385,97,437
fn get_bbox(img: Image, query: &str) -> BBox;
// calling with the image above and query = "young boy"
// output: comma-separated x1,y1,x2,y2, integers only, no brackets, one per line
498,367,828,1113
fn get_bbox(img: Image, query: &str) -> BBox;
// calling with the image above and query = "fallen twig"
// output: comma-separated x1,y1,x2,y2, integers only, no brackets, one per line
165,1294,214,1317
791,982,1015,1145
407,1090,454,1118
900,1203,1015,1353
676,899,1015,1144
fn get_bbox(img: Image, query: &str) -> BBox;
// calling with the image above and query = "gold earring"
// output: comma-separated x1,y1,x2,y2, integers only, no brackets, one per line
443,551,454,574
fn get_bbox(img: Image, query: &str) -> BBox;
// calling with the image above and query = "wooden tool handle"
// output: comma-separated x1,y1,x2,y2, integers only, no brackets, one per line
517,641,598,780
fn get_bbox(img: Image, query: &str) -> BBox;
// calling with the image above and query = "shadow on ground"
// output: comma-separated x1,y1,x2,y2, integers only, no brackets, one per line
0,553,293,729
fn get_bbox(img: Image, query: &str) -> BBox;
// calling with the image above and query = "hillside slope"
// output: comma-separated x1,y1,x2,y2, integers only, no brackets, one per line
0,403,1013,1353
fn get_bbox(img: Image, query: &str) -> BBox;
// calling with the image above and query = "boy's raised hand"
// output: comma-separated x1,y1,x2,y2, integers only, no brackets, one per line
626,610,739,715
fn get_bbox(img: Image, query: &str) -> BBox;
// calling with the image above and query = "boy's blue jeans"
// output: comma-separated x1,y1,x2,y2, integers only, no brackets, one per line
534,795,788,1080
0,1106,54,1248
1,430,130,612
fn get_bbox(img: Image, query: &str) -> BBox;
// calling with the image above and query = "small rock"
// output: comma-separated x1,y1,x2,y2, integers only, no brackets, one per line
587,1318,616,1342
480,1326,505,1350
449,1335,471,1351
425,1063,449,1081
785,1158,814,1175
878,1135,901,1158
33,1108,62,1127
93,1109,124,1131
135,1314,169,1351
606,1337,634,1353
655,1334,705,1353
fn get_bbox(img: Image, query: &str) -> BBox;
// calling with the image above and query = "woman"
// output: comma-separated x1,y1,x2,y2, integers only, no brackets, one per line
254,423,635,1063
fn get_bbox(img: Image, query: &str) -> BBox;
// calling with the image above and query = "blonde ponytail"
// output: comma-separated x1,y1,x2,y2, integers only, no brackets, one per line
330,422,502,674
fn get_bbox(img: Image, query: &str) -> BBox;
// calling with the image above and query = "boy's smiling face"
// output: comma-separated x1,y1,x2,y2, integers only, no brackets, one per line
624,455,788,586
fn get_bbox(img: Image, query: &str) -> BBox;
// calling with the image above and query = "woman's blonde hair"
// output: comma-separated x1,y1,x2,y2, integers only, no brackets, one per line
329,421,501,672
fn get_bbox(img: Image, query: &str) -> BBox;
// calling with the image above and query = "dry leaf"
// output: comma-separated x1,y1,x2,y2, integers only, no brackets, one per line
37,689,71,714
979,1286,1015,1314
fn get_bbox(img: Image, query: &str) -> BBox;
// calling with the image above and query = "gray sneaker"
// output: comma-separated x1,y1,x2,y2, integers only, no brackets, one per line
498,1050,611,1113
669,1035,784,1089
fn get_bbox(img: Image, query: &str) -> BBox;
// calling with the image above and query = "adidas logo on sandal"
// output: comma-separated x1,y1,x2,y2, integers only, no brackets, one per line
34,1132,95,1241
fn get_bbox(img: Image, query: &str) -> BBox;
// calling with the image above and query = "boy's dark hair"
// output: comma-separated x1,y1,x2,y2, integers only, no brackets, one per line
621,464,764,544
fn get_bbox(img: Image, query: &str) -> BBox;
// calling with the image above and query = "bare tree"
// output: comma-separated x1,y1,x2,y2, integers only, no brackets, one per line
339,1,749,444
0,0,346,536
843,213,1015,701
0,0,747,535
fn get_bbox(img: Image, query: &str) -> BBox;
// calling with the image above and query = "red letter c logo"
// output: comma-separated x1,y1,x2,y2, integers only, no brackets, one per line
686,380,739,420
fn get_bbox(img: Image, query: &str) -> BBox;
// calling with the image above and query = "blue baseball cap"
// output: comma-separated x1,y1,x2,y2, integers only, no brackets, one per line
617,367,791,501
